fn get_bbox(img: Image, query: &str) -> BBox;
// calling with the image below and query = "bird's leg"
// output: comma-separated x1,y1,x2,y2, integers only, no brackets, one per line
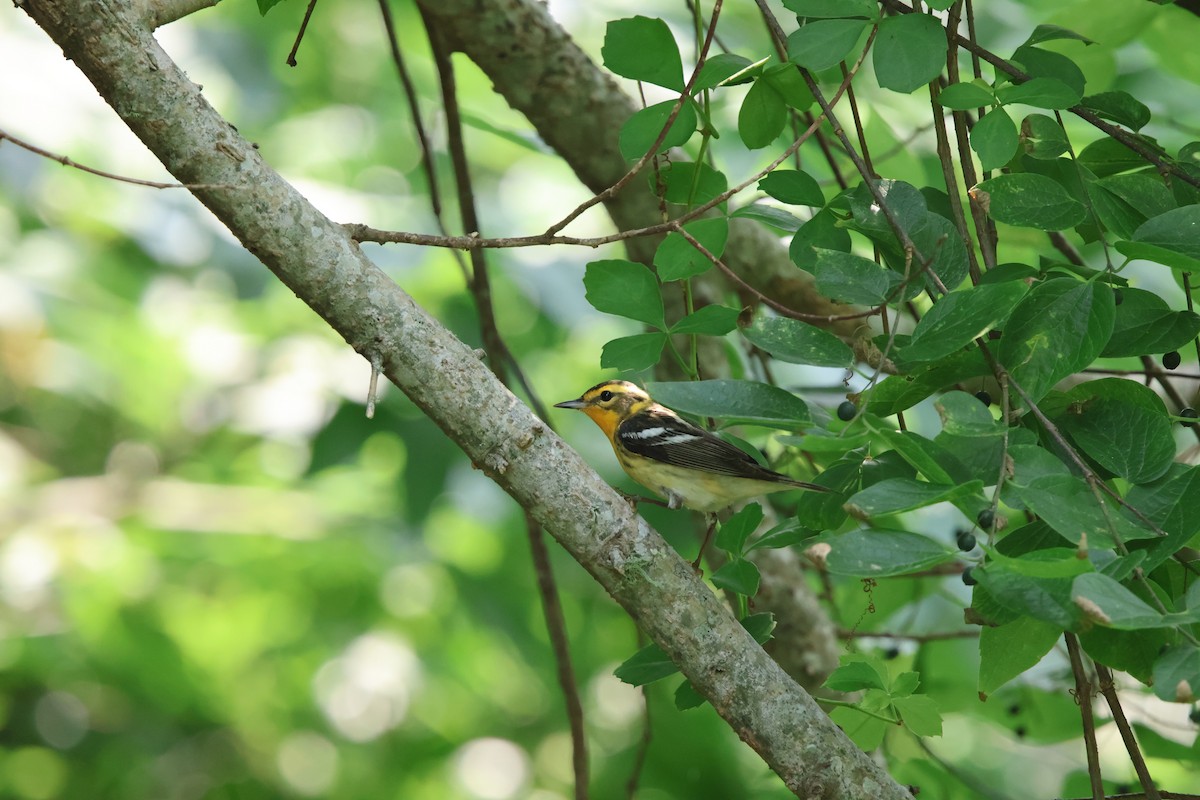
616,490,670,510
691,513,717,573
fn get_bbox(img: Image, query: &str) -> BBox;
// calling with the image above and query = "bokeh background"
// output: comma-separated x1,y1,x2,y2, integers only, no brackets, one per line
2,0,1199,798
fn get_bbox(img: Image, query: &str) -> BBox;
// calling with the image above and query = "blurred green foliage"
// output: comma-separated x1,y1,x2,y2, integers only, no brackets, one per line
3,0,1200,798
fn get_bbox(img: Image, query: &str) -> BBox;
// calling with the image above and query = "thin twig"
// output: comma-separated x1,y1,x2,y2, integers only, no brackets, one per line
1064,633,1105,800
377,0,443,219
527,512,591,800
1095,664,1163,800
285,0,319,67
624,686,653,800
0,128,229,189
836,628,978,641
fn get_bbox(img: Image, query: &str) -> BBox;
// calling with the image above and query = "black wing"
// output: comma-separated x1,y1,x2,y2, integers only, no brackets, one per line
617,408,786,481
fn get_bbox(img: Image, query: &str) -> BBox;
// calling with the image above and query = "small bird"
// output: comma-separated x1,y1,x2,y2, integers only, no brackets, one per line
554,380,829,513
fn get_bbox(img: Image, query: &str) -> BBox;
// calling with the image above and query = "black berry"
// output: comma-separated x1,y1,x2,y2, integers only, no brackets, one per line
977,508,995,530
987,330,1002,340
975,390,992,407
962,567,978,586
883,646,900,660
1163,351,1182,370
1182,408,1198,428
837,400,857,421
1114,289,1123,305
1189,706,1200,725
956,530,977,551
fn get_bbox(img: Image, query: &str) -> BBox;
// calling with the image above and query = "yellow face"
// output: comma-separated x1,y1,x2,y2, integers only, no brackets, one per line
554,381,651,439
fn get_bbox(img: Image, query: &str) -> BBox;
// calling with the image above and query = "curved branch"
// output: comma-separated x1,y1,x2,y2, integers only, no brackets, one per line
20,0,909,796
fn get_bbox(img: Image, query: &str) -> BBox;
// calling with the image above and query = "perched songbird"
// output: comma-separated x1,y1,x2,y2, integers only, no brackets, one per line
554,380,829,512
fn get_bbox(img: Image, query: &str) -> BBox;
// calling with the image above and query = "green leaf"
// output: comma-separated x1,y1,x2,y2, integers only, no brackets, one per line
671,304,740,336
1102,288,1200,357
730,204,803,232
614,641,678,685
893,695,942,737
257,0,287,14
781,0,878,18
979,618,1062,696
938,81,994,110
1008,475,1156,548
602,17,685,91
789,208,852,269
907,212,970,295
933,392,1012,484
997,278,1114,405
971,107,1018,171
1011,45,1086,97
644,379,813,428
710,559,762,596
600,333,667,372
786,19,868,71
1071,573,1169,629
1152,644,1199,702
1079,627,1165,684
850,179,928,239
845,478,984,518
825,659,888,692
995,77,1081,110
583,259,664,327
694,53,755,91
1087,175,1169,240
1132,723,1200,761
1022,23,1095,47
972,173,1087,231
823,528,957,577
1077,136,1153,178
674,680,707,710
1081,91,1151,131
1126,466,1200,572
739,314,854,368
760,64,814,113
873,14,947,94
654,218,729,281
658,161,729,205
1053,378,1175,484
863,348,991,417
618,100,698,161
738,78,787,150
747,519,818,552
973,563,1079,629
1118,205,1200,273
1020,114,1070,160
900,281,1027,365
759,170,825,207
716,503,764,556
1096,174,1174,220
869,427,963,485
742,612,777,645
809,249,902,306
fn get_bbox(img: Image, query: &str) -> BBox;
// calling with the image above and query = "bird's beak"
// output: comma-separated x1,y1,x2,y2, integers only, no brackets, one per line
554,397,586,410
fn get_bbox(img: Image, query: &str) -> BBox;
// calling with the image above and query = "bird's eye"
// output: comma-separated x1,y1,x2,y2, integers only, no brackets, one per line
599,390,614,402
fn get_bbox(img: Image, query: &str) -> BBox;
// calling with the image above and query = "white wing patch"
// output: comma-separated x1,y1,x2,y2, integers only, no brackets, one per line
622,427,701,445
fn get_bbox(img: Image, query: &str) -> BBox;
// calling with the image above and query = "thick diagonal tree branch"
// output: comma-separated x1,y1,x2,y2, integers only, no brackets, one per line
20,1,908,796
